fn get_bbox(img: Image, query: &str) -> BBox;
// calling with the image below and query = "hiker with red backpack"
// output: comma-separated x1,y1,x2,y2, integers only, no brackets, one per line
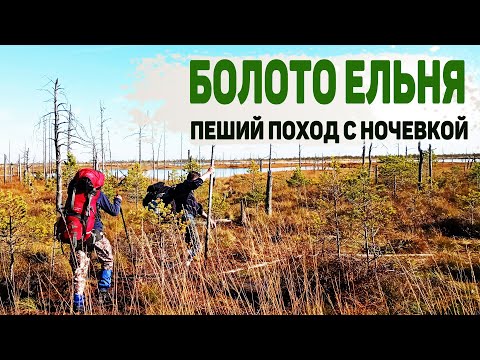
56,168,121,314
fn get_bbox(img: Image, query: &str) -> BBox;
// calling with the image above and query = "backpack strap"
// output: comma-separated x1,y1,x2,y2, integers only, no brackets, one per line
70,187,76,211
81,190,95,241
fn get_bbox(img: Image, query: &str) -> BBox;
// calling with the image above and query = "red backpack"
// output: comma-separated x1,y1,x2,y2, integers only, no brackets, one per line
55,168,105,246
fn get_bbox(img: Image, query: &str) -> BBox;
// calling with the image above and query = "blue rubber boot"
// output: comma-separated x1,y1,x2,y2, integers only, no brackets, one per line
98,269,112,290
98,269,113,306
73,293,85,314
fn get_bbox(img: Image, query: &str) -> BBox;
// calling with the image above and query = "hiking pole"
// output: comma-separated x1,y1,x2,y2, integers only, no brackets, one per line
204,144,215,260
116,178,134,262
115,178,129,242
120,206,129,242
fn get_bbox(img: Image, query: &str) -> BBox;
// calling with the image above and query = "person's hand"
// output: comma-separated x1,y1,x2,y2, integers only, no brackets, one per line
208,166,215,174
210,218,216,229
115,194,122,201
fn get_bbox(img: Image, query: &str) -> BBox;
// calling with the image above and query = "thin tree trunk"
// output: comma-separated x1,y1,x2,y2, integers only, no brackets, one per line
428,144,433,188
138,125,142,165
418,141,423,191
368,142,372,178
298,144,301,168
152,126,155,182
265,144,273,215
3,154,6,184
24,147,29,185
241,198,247,225
204,145,215,260
8,142,11,182
43,117,47,181
362,141,366,166
67,105,72,155
108,128,112,175
49,116,52,177
375,164,378,185
53,79,63,212
157,139,161,183
163,120,166,181
18,155,21,183
100,102,105,172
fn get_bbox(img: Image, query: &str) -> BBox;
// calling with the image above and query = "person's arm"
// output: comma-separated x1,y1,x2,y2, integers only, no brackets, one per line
184,167,215,191
97,192,122,216
200,166,215,182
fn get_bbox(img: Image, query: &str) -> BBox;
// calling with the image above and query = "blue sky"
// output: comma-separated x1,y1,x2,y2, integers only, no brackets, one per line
0,45,479,165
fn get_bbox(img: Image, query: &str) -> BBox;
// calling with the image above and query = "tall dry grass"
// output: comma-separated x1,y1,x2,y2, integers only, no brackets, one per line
1,164,480,315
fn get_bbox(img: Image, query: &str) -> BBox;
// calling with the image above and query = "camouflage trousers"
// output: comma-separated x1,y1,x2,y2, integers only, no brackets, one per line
70,232,114,295
184,213,201,259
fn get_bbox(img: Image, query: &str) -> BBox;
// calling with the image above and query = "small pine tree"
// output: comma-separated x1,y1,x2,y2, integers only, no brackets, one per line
286,166,310,187
241,160,264,208
183,158,202,174
0,190,28,289
459,189,480,225
123,163,150,208
102,173,120,199
62,151,79,186
468,163,480,189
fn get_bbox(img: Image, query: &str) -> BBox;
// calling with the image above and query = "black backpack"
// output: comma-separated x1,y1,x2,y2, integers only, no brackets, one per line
143,182,176,211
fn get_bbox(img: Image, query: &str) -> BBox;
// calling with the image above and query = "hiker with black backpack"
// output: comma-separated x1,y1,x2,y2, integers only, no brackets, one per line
142,167,215,266
56,168,122,314
143,181,176,214
173,167,216,265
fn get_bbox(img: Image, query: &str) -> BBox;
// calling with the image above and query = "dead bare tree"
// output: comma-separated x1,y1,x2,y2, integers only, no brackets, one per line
40,79,71,213
99,101,109,173
48,115,52,177
107,128,112,174
428,144,433,188
204,145,215,260
156,136,162,182
125,123,147,166
67,105,74,155
18,154,21,183
164,119,166,181
362,140,366,166
368,143,373,178
43,116,47,181
67,113,97,172
265,144,273,215
89,118,98,170
22,147,30,186
35,81,85,191
151,124,156,182
298,144,301,168
418,141,423,191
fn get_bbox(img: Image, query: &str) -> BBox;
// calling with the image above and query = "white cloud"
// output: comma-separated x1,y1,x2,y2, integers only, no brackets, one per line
430,46,440,53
